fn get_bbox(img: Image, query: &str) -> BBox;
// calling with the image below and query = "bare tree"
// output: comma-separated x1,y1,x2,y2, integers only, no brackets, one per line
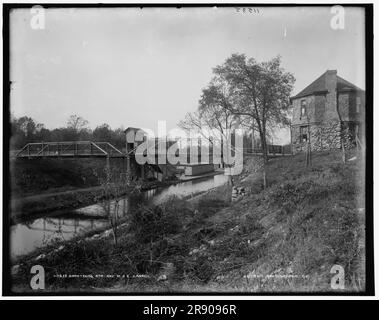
178,111,214,145
198,83,246,171
67,115,89,133
179,81,246,179
97,162,140,246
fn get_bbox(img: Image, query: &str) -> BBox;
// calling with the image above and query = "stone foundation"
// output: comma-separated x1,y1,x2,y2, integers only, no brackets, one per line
291,121,341,154
341,122,357,149
291,121,359,154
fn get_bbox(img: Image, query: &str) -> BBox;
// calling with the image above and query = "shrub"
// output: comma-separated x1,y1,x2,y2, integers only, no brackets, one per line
129,197,186,244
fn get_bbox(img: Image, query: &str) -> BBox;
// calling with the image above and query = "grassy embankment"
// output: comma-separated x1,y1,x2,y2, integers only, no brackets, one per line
11,149,365,293
10,158,175,223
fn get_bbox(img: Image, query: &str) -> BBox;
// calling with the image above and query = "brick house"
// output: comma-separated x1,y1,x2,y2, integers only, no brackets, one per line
290,70,365,154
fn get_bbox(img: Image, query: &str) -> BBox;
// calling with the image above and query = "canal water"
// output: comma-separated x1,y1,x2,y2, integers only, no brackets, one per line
10,174,228,260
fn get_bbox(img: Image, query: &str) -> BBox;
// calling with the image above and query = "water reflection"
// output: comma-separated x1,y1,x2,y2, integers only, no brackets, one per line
73,198,129,218
11,216,109,259
147,174,229,204
11,174,228,260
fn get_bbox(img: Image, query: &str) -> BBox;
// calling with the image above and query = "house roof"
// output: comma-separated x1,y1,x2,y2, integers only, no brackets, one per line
291,70,364,100
124,127,145,133
336,76,364,92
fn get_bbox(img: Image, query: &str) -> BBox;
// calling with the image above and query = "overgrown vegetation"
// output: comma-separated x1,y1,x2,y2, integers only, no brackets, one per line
11,150,365,293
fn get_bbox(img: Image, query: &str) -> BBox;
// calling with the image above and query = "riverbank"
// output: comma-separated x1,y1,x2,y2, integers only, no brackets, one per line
10,150,365,293
9,157,124,223
10,170,223,224
10,157,125,197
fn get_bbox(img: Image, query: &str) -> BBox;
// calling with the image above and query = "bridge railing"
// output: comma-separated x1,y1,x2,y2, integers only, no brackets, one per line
16,141,124,158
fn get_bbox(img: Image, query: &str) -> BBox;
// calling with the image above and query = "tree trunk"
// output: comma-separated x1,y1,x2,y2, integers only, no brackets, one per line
220,136,224,168
259,128,268,189
262,163,267,189
260,128,268,164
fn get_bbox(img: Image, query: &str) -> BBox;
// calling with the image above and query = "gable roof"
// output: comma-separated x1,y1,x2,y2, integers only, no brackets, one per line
291,71,364,100
336,76,364,92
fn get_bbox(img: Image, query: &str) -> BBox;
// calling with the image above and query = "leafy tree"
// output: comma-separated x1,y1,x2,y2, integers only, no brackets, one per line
93,123,112,142
34,127,51,142
10,116,45,149
211,54,295,163
10,115,126,151
111,127,126,150
16,116,38,139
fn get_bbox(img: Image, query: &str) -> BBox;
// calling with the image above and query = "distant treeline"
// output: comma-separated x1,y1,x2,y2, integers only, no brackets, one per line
10,114,289,153
10,114,126,151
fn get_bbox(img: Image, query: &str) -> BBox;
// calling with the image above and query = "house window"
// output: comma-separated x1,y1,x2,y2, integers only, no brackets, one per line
300,126,308,142
300,100,306,117
356,96,361,113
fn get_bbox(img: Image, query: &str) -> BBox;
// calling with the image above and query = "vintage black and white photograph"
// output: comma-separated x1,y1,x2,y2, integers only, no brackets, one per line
3,4,372,295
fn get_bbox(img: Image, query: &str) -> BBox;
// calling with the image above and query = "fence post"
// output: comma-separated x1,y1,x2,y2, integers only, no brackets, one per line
290,123,293,156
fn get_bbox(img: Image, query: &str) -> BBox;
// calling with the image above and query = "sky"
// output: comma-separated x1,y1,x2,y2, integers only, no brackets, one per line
10,6,365,144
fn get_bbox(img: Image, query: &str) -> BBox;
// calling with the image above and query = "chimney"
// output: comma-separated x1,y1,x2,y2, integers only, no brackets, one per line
324,70,339,121
325,70,337,93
